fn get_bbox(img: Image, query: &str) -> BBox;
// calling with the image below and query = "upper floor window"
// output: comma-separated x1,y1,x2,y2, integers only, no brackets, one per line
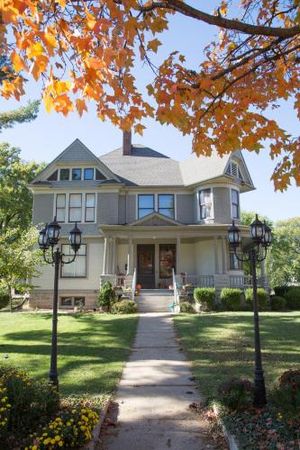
199,189,213,220
69,194,82,222
138,194,154,219
226,161,243,180
231,189,240,219
158,194,175,219
57,168,99,181
55,193,96,223
61,244,87,278
56,194,66,222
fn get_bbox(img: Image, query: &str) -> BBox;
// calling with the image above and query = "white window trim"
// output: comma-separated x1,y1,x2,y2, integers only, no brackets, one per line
230,188,240,220
198,188,214,222
61,243,87,278
54,192,97,224
136,193,177,220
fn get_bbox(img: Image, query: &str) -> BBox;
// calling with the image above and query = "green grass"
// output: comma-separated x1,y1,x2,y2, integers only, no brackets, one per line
174,312,300,401
0,312,138,399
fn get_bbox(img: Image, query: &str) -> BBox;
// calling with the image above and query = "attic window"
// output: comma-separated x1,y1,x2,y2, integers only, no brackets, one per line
96,169,106,181
47,170,58,181
227,161,243,180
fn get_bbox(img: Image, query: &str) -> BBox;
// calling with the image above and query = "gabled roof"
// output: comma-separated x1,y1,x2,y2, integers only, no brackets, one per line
100,145,184,186
129,212,182,226
31,139,120,184
180,151,231,186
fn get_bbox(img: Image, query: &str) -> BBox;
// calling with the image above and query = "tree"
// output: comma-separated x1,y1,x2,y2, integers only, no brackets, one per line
0,227,42,311
267,217,300,287
0,142,43,234
0,101,40,131
1,1,300,189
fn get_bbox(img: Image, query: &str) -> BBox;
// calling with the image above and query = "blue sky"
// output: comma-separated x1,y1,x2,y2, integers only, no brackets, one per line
1,7,299,223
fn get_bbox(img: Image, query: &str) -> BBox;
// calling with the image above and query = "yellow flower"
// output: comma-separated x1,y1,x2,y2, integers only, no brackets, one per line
58,442,64,447
55,435,61,441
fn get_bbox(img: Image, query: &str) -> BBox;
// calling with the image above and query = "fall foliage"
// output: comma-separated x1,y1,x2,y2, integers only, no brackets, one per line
0,0,300,190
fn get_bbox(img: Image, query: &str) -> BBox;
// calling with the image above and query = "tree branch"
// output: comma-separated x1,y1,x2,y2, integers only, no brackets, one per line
140,0,300,38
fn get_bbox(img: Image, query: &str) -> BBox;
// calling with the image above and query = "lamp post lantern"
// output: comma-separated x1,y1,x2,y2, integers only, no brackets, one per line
38,218,82,388
228,214,272,408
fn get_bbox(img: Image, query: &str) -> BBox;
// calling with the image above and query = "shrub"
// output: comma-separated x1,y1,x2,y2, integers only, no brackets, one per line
180,302,195,313
245,288,268,310
25,404,99,449
0,381,10,438
0,289,9,310
284,287,300,310
270,295,286,311
274,285,289,297
193,288,215,311
271,369,300,416
97,282,116,312
0,366,59,440
220,288,242,311
111,300,137,314
218,378,254,411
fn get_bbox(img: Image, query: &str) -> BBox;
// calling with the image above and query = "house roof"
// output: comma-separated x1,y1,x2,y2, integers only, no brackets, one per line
180,152,231,186
100,145,184,186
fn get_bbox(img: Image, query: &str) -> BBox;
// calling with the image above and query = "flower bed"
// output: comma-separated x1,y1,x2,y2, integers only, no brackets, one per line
0,366,101,449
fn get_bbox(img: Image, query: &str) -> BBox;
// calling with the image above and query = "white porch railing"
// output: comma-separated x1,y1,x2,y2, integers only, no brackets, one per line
172,268,180,312
175,274,214,288
229,275,268,289
100,270,137,301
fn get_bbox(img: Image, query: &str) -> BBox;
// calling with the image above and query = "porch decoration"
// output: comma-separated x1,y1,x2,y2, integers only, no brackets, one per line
38,217,82,388
227,214,272,408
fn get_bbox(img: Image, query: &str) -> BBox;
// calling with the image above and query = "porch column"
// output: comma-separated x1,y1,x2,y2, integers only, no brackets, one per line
176,236,181,274
127,238,133,275
221,237,228,273
111,238,117,274
214,237,220,274
102,237,108,275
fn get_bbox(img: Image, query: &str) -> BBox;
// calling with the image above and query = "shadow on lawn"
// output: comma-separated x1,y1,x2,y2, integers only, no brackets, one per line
1,314,138,395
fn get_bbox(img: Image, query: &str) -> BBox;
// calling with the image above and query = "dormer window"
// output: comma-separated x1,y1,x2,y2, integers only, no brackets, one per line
226,161,243,180
199,189,213,220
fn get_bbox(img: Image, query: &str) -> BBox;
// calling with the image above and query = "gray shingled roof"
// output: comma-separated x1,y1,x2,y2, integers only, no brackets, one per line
100,145,184,186
180,152,231,186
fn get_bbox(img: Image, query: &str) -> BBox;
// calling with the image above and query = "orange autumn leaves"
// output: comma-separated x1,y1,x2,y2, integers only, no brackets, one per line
1,0,300,190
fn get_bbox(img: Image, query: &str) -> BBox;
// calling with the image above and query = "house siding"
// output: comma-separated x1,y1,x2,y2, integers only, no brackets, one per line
213,187,231,224
126,194,136,223
118,195,126,224
176,194,195,224
97,193,119,224
32,194,54,224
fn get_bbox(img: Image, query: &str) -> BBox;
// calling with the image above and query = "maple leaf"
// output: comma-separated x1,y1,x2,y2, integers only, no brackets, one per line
147,39,161,53
76,98,87,117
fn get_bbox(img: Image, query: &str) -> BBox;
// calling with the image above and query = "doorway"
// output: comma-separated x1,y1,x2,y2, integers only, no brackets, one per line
137,244,155,289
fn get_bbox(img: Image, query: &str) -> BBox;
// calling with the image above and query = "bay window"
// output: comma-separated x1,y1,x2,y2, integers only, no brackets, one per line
199,189,213,219
85,193,95,222
231,189,240,219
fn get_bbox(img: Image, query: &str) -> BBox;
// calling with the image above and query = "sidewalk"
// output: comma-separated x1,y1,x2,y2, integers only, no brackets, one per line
99,313,219,450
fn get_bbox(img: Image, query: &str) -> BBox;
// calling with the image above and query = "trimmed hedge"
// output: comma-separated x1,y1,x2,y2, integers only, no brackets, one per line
180,302,195,313
111,300,137,314
284,287,300,310
245,288,268,310
270,295,286,311
220,288,242,311
274,285,289,297
193,288,216,311
0,292,9,310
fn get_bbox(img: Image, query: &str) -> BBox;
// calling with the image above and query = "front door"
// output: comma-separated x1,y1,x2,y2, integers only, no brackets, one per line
137,244,155,289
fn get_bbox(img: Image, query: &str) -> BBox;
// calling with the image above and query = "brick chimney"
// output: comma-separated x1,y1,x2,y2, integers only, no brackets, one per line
123,130,132,156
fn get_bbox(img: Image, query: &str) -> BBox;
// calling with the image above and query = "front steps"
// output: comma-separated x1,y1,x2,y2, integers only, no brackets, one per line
137,289,174,313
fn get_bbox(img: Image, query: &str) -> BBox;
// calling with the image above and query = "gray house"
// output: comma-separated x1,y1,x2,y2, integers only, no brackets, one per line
30,132,256,309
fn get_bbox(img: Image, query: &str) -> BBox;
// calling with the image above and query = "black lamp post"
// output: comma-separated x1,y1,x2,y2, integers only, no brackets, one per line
228,214,272,408
38,217,82,388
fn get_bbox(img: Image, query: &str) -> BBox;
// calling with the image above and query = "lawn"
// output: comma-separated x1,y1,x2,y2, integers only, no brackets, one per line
174,312,300,401
0,312,138,400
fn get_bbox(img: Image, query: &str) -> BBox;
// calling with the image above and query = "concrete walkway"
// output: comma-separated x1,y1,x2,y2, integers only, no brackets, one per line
99,313,219,450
